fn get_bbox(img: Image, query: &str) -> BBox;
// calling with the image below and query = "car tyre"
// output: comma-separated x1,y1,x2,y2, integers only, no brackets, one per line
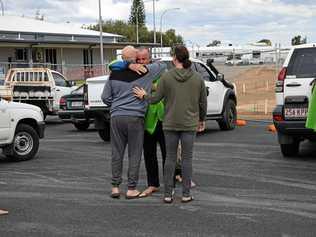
218,100,237,130
98,123,110,142
280,141,299,157
74,121,90,131
3,124,39,161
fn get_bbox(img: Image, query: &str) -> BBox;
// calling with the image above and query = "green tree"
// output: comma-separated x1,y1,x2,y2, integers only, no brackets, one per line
129,0,146,27
291,35,307,46
87,20,183,46
257,39,272,46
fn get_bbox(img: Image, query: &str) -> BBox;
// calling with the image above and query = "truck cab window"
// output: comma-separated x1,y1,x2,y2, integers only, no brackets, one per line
195,63,215,81
52,73,70,87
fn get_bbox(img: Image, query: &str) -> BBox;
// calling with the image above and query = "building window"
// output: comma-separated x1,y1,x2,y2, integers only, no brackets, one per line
15,48,28,61
83,49,93,67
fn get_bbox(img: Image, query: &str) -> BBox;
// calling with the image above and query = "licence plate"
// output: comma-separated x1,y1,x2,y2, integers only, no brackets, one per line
71,101,83,107
284,107,308,118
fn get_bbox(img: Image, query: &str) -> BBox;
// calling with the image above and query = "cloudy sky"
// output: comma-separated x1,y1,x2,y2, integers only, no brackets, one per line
3,0,316,46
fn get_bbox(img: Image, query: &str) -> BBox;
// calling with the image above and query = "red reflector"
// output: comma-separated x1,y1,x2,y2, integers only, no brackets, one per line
273,114,283,121
278,67,287,81
59,97,66,105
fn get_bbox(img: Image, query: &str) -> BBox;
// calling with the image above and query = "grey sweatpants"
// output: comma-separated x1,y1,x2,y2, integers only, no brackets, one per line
163,130,196,197
110,116,144,189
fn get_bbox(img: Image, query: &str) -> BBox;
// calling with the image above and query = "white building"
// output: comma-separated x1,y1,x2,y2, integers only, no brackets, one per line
0,15,155,80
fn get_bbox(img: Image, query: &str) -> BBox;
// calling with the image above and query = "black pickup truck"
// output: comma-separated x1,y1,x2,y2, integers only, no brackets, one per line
58,84,93,131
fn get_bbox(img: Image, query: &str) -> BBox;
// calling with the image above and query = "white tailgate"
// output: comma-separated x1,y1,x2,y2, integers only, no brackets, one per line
87,76,109,108
284,77,314,100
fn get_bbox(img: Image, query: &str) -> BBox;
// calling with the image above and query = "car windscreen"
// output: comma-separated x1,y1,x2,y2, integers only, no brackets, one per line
287,48,316,78
71,85,84,95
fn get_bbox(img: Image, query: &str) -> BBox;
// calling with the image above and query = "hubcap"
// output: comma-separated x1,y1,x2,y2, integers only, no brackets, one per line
14,132,33,156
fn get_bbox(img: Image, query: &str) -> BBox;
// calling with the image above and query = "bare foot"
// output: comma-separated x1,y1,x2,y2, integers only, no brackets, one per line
139,186,159,198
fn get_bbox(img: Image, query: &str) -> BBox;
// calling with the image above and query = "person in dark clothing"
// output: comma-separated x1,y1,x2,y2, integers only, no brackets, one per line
136,48,166,198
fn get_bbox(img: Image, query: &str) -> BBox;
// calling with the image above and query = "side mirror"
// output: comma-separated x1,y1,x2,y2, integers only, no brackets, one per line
217,73,224,81
69,81,76,87
206,58,214,68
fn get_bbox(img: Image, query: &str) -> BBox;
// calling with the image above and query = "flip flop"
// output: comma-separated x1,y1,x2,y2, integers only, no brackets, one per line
110,192,120,199
125,192,141,200
163,197,173,204
139,187,159,198
181,196,194,203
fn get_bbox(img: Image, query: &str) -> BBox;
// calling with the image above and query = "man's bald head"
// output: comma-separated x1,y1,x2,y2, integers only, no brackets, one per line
121,46,137,61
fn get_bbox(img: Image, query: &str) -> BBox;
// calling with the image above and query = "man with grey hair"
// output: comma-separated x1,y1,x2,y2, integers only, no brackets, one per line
102,45,166,199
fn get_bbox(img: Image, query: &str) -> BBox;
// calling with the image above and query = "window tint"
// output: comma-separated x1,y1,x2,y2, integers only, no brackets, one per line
52,72,69,87
195,63,215,81
288,48,316,78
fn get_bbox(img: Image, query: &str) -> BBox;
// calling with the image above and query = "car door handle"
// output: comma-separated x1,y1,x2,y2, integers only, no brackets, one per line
286,83,301,87
56,89,60,91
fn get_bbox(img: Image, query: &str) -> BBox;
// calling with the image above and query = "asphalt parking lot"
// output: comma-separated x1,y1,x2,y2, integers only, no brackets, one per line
1,118,316,237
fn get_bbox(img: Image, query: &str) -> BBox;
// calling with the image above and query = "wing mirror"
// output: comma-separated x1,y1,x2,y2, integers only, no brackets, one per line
216,73,224,81
206,59,214,68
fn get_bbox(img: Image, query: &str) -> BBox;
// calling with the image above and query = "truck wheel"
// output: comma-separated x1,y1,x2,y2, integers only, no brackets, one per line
3,124,39,161
98,123,110,142
74,121,90,131
280,141,299,157
218,100,237,130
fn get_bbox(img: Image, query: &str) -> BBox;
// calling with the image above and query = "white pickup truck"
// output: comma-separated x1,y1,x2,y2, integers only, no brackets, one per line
0,68,76,118
0,97,45,161
85,58,237,141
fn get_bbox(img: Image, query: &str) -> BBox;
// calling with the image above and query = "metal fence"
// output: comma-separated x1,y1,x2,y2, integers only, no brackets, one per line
0,62,110,81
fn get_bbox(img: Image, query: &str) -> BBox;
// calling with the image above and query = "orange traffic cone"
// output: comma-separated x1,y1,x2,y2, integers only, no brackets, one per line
236,119,247,126
267,124,276,133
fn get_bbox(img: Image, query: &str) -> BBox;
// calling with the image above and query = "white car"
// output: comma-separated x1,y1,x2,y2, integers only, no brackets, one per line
85,58,237,141
273,43,316,157
0,98,45,161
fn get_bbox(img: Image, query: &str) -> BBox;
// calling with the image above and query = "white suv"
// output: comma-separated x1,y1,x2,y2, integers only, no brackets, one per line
273,44,316,157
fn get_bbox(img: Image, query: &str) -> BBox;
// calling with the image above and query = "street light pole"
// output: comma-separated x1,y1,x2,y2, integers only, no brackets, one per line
136,7,139,44
98,0,105,75
153,0,156,57
0,0,4,16
160,8,180,56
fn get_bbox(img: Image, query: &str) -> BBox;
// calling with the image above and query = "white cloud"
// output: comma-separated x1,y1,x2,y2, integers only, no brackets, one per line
3,0,316,46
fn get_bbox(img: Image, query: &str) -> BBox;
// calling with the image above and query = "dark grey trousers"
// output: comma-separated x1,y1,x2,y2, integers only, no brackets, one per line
163,130,196,197
110,116,144,189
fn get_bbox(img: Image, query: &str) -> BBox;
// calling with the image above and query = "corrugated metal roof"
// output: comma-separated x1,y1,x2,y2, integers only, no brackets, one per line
0,15,122,38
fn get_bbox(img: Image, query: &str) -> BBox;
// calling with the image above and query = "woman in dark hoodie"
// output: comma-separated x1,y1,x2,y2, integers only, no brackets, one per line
133,45,207,203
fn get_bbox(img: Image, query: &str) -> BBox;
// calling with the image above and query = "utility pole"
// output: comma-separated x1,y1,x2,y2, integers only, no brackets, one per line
153,0,156,57
136,7,139,43
0,0,4,16
98,0,105,75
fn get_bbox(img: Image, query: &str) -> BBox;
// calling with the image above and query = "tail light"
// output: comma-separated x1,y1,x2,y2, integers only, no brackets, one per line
275,67,287,93
59,97,66,109
273,114,283,122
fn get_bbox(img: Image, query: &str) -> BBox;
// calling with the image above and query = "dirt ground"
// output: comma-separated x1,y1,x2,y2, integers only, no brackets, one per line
224,65,278,120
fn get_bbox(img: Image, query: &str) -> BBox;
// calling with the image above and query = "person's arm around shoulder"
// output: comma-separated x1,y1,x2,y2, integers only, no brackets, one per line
198,76,208,132
109,60,147,75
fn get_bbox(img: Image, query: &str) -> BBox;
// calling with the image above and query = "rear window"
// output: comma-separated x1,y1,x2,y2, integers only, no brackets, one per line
287,48,316,78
